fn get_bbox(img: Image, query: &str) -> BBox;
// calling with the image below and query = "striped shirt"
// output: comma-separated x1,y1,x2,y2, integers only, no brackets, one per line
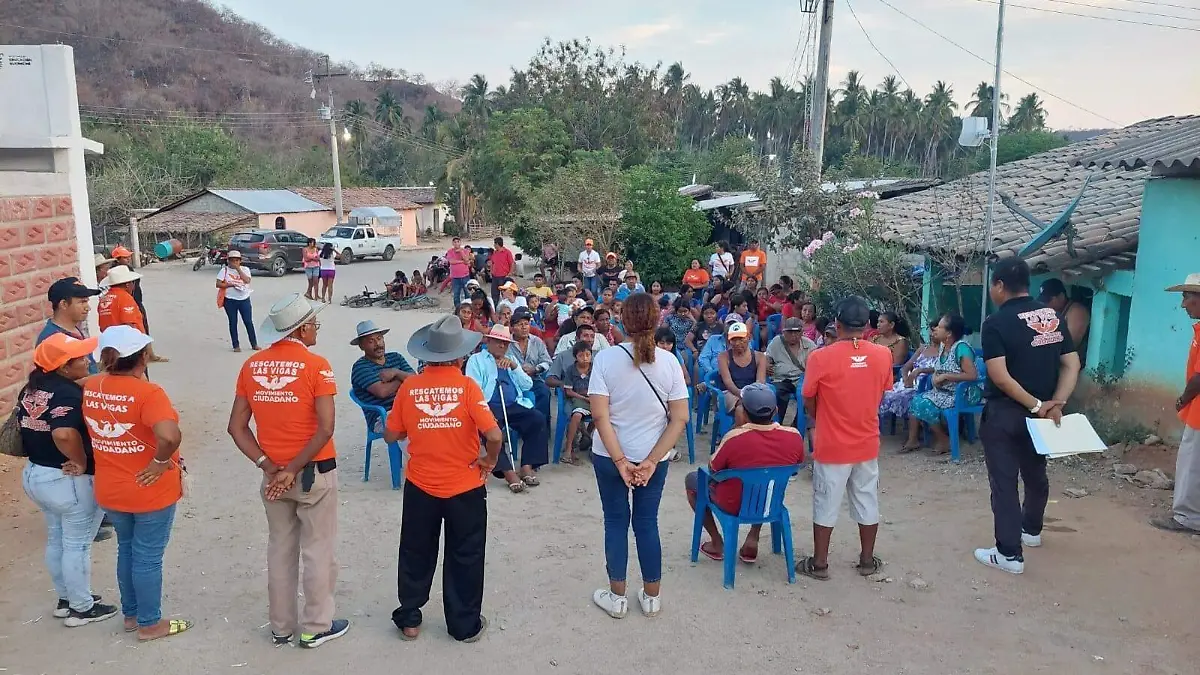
351,352,413,423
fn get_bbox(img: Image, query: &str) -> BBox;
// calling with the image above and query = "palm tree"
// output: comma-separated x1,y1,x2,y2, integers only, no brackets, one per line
343,99,370,171
663,62,688,142
421,105,447,141
462,74,490,120
1008,93,1047,132
923,81,958,175
374,90,402,129
968,81,1008,127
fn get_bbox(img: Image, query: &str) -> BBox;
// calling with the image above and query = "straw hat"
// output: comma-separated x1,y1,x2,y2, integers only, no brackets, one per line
258,293,325,346
408,315,482,363
93,253,114,267
350,320,389,346
484,325,515,343
103,265,142,286
1166,273,1200,293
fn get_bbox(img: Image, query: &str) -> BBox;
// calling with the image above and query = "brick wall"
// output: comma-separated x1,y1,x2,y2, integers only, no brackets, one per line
0,195,81,415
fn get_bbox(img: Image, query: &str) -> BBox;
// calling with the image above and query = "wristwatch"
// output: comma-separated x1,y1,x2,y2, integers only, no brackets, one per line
1029,400,1043,414
255,455,268,467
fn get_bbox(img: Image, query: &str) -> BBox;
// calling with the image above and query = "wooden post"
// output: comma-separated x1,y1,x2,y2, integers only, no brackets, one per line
128,215,142,268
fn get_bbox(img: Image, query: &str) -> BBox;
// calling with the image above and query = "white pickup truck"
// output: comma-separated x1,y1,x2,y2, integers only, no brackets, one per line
318,225,400,264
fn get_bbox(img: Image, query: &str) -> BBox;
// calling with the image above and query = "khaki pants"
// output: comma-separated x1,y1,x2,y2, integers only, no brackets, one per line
262,468,339,637
1174,427,1200,530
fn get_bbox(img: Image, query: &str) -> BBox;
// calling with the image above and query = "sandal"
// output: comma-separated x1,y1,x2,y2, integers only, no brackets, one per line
700,541,724,561
857,555,884,576
507,482,526,494
521,474,540,487
897,443,921,454
559,455,580,466
739,546,758,564
795,556,830,581
138,618,192,642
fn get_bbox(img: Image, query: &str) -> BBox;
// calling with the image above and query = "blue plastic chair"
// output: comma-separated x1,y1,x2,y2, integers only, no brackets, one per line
765,313,783,343
708,373,779,454
673,348,698,463
690,464,801,589
348,391,403,490
943,357,986,462
773,379,814,455
552,386,590,464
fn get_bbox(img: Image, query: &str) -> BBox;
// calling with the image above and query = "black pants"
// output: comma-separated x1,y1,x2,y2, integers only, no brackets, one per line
980,400,1049,558
775,379,799,425
489,401,549,475
490,276,510,305
393,483,487,641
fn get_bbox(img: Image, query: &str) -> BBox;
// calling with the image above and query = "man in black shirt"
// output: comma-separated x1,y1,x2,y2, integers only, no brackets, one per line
974,257,1081,575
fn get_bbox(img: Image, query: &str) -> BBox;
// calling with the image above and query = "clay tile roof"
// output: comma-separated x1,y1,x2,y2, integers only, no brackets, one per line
873,115,1200,274
380,186,439,204
1073,116,1200,173
137,211,256,234
289,187,419,211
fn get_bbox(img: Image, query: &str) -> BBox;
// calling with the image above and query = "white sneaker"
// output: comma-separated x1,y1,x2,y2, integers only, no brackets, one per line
592,589,628,619
1021,531,1042,548
973,547,1024,574
638,588,661,617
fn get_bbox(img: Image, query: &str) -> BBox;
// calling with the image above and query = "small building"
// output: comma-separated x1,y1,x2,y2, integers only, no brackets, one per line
289,186,421,246
136,188,331,245
380,186,449,236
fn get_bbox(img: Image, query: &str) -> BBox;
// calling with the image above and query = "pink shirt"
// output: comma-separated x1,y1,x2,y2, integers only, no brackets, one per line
303,248,320,268
446,247,471,279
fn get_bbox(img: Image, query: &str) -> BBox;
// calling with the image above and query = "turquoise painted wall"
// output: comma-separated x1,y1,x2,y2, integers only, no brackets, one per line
1124,178,1200,388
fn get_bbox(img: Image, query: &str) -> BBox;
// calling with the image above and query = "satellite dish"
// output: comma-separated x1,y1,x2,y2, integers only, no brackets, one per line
959,116,989,148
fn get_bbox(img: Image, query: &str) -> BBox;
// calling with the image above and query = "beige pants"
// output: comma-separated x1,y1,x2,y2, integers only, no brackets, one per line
262,468,339,637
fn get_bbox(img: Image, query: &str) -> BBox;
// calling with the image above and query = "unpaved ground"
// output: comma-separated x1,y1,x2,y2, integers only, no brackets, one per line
1,250,1197,675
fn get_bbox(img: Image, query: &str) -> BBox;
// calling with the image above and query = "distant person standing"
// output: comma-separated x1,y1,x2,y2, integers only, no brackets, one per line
974,257,1080,574
302,238,321,301
489,237,516,305
1159,273,1200,534
709,241,735,280
796,297,893,580
446,237,474,307
318,243,337,304
739,239,767,285
110,246,167,362
1038,278,1090,365
216,250,258,353
578,239,602,299
98,266,146,334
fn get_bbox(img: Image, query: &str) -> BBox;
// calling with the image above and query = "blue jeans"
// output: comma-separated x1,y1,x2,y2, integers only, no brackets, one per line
107,504,177,627
451,276,470,307
592,455,669,584
584,275,600,299
223,296,257,349
22,463,104,611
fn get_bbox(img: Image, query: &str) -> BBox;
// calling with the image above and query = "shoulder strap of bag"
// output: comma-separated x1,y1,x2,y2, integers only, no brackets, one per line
619,345,669,418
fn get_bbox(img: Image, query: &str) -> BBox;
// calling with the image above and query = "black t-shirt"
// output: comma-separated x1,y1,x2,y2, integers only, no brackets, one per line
981,295,1076,406
599,265,622,287
691,320,722,348
15,373,94,474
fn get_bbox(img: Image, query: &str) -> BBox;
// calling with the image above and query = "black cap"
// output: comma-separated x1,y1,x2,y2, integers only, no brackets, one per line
511,307,533,323
835,296,871,329
48,277,101,305
1038,278,1067,301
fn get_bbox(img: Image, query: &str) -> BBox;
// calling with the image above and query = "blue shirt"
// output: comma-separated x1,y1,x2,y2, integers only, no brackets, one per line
490,367,520,407
615,284,645,301
37,320,98,374
466,350,534,409
699,334,728,382
351,352,413,422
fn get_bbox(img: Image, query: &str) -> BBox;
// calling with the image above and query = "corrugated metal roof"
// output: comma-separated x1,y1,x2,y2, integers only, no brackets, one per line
693,193,760,211
1073,117,1200,173
209,189,329,214
137,211,255,235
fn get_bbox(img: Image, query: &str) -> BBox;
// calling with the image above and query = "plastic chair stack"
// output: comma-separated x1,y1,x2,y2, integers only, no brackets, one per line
348,391,403,490
943,356,987,462
765,313,783,343
690,464,801,589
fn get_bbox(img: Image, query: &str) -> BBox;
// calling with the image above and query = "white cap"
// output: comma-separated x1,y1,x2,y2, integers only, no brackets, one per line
98,325,153,357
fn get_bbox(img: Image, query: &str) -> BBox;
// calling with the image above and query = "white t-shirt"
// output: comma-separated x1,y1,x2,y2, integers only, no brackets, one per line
217,265,253,301
319,255,336,271
498,297,527,314
588,344,689,463
709,252,734,278
578,249,601,277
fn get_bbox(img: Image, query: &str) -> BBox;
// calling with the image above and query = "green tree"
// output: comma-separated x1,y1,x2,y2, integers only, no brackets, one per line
618,166,711,286
1008,93,1048,132
464,108,572,227
971,130,1069,171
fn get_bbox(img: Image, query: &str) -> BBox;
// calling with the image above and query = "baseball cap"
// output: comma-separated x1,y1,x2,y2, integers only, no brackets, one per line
98,325,153,357
1038,278,1067,301
511,307,533,323
835,296,871,329
110,245,133,258
33,333,98,372
782,317,805,332
605,252,617,260
726,321,750,339
499,280,519,292
738,383,778,419
48,277,102,305
724,312,743,325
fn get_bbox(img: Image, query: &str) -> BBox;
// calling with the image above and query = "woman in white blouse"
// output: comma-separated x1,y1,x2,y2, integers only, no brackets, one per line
215,250,258,352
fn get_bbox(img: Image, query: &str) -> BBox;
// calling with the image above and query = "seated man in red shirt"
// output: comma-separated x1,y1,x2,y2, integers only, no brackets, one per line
685,383,805,563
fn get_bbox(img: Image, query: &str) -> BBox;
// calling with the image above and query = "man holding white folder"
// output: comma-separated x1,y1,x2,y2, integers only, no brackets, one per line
974,258,1081,575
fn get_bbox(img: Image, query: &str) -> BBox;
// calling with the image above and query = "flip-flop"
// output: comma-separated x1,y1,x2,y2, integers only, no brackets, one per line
138,619,192,642
739,548,758,564
507,482,526,494
795,556,830,581
700,541,724,561
857,555,884,576
521,475,540,487
897,444,921,454
558,455,580,466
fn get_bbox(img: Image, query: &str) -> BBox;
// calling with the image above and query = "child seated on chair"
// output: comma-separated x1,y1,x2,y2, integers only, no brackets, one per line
685,383,805,564
556,341,593,466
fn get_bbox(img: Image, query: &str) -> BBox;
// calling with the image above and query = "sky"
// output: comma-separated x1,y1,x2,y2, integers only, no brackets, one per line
218,0,1199,130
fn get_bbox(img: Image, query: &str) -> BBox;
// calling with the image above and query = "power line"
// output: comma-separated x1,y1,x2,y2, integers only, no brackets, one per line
873,0,1122,125
1108,0,1200,12
967,0,1200,31
79,104,321,117
346,114,465,158
0,21,315,58
1030,0,1200,21
845,0,912,89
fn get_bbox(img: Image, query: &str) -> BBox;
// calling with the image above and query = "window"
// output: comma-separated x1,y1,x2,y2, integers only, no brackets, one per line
274,216,286,230
352,229,366,240
365,228,376,238
231,233,265,244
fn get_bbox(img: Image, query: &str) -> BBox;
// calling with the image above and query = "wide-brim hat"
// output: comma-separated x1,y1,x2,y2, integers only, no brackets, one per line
408,314,482,363
258,292,325,346
103,264,142,286
350,319,389,346
93,253,114,267
484,325,515,343
1166,273,1200,293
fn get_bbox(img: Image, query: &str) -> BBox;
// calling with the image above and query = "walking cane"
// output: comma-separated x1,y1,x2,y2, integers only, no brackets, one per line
495,371,519,477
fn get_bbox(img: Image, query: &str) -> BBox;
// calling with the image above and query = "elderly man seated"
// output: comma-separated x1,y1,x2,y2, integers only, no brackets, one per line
350,320,414,431
766,317,818,426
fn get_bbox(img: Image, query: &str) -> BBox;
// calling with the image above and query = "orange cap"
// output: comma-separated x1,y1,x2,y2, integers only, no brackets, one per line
33,333,98,372
110,245,133,258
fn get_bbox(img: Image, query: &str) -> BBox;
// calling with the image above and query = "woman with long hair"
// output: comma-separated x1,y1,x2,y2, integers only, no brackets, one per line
302,238,321,300
587,293,689,619
906,313,981,454
871,311,910,366
216,250,258,353
318,242,336,303
86,326,189,641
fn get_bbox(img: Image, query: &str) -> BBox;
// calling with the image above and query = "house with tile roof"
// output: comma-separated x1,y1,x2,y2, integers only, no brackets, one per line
873,115,1200,427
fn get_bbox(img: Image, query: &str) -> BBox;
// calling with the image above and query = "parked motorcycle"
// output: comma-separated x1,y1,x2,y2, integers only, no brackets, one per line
192,246,228,271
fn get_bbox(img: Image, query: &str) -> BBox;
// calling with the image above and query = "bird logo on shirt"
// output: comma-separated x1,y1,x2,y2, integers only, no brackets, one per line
850,355,868,369
253,375,298,391
1019,308,1064,347
86,418,134,439
416,402,459,418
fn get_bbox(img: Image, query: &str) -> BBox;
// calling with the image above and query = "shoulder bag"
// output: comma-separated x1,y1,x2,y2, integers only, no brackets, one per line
0,397,25,458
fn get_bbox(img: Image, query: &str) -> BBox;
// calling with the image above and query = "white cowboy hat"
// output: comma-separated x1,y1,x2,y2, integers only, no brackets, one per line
1166,273,1200,293
258,292,325,346
350,319,389,346
93,253,114,267
408,314,482,363
98,325,153,357
103,265,142,286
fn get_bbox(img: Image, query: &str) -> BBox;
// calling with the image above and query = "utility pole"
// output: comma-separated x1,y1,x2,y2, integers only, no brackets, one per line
807,0,835,176
311,56,349,224
979,0,1006,333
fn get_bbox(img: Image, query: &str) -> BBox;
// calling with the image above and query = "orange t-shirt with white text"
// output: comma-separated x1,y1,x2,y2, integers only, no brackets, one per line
740,248,767,280
235,339,338,466
98,287,145,333
801,339,893,464
1180,323,1200,429
84,374,181,513
386,365,499,498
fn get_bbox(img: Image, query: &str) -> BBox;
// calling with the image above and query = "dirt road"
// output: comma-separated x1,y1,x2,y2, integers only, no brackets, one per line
1,253,1196,674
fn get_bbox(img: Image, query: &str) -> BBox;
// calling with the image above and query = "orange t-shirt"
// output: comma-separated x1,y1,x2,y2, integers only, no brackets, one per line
235,339,337,466
801,339,893,464
98,287,145,333
740,248,767,280
386,365,499,498
1180,323,1200,429
682,268,710,290
84,374,181,513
